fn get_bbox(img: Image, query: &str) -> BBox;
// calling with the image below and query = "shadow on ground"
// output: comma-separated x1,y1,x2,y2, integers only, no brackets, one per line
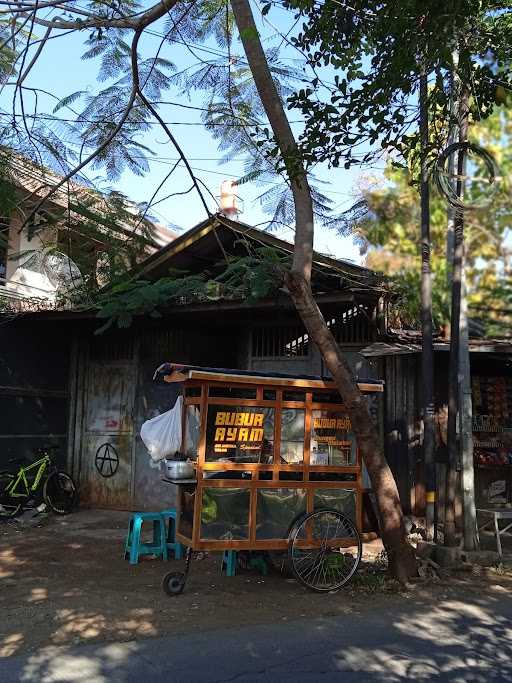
1,509,512,682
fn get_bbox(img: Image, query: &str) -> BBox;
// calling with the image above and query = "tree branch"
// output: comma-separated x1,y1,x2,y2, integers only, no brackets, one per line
15,0,179,30
230,0,314,282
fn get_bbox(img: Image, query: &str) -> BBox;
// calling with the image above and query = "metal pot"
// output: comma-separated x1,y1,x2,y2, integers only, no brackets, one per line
165,460,195,479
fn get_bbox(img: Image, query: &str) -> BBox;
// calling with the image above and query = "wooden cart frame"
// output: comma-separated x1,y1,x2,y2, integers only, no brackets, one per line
161,367,383,552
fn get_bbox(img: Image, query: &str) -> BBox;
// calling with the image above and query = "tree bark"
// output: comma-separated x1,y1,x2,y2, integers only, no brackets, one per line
231,0,417,581
419,70,435,542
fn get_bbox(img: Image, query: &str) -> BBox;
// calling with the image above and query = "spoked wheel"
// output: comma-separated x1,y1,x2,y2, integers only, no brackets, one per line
0,472,23,518
43,472,77,514
162,571,186,596
288,509,362,592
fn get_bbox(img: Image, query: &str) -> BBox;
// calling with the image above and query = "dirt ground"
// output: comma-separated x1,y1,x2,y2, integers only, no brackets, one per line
1,509,511,659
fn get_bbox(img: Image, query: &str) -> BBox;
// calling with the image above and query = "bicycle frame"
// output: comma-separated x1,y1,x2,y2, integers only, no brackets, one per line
6,455,51,499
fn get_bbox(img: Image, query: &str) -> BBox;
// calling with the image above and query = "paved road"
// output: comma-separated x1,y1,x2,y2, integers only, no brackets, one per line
4,589,512,682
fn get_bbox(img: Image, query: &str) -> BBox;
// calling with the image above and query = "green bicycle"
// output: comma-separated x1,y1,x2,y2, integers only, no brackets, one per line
0,447,78,518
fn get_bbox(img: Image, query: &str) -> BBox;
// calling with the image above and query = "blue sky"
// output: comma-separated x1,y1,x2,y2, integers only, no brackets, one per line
2,4,387,264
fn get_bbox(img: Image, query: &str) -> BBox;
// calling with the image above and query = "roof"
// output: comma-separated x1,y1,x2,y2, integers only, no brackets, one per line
138,214,382,294
153,363,384,393
7,213,383,320
361,338,512,357
3,149,176,250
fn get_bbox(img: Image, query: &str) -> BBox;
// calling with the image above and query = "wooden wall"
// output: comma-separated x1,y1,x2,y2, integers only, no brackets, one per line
382,354,423,516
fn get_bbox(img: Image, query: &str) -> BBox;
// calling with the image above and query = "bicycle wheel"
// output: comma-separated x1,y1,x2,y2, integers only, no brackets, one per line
288,508,362,592
0,472,23,518
43,471,77,514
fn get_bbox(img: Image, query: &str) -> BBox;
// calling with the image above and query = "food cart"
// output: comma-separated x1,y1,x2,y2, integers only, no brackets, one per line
154,364,383,594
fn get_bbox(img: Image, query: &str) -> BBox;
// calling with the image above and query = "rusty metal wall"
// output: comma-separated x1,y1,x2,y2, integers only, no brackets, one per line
0,319,71,468
132,325,240,511
75,322,241,511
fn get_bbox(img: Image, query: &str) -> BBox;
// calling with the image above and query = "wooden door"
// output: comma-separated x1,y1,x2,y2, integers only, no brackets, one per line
80,362,136,508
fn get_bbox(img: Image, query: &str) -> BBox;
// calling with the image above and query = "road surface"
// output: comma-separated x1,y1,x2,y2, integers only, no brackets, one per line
3,587,512,682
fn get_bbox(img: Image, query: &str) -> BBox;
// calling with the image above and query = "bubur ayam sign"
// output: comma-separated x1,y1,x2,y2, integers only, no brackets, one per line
312,414,352,449
211,410,266,454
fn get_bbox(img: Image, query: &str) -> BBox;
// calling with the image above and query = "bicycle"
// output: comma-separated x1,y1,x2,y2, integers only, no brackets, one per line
0,446,78,518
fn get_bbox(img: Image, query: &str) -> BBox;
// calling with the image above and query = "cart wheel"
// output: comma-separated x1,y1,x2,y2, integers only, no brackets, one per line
288,509,362,592
162,571,186,596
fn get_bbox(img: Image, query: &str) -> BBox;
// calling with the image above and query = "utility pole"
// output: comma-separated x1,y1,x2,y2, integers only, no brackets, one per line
444,43,477,549
445,86,469,547
419,68,435,542
460,243,477,550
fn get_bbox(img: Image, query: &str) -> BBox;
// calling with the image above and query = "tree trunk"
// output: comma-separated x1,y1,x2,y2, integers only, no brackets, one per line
231,0,417,581
419,69,435,542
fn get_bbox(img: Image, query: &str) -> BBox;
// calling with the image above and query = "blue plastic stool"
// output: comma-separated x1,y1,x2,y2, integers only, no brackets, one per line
124,512,168,565
221,550,237,577
160,508,183,560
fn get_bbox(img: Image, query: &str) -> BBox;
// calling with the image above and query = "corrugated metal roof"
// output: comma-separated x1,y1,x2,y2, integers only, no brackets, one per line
361,338,512,357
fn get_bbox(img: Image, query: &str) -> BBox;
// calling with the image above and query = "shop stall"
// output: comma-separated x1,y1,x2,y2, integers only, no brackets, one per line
472,374,512,507
154,364,384,593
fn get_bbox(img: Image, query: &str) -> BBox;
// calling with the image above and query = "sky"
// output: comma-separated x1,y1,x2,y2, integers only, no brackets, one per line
1,3,387,265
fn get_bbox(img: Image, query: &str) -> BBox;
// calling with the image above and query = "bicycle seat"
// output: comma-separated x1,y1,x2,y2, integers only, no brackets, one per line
34,445,58,455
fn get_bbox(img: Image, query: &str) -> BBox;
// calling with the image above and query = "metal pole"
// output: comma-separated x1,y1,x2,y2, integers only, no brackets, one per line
445,87,469,547
459,224,477,550
419,69,435,541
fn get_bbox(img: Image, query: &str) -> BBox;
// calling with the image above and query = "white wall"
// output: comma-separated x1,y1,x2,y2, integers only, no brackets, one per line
2,214,57,301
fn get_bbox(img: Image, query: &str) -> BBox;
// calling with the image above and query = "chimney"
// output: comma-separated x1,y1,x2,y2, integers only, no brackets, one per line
219,180,239,218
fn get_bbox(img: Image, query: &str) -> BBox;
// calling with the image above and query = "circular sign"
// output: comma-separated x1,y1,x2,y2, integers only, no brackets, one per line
95,443,119,478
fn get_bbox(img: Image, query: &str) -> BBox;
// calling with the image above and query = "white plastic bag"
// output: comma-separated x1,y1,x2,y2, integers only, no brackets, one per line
140,396,183,462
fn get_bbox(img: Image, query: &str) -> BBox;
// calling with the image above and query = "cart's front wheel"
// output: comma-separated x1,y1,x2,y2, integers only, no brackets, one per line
162,571,186,596
288,509,362,592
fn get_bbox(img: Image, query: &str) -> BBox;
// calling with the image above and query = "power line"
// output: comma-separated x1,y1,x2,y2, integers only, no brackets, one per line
0,110,303,127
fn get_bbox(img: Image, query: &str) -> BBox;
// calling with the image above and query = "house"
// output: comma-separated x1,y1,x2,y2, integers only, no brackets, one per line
0,152,175,307
0,213,387,513
361,334,512,517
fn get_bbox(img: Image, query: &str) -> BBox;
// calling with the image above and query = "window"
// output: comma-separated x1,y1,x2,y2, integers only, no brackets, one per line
200,488,250,540
256,488,306,539
252,325,308,358
280,409,305,464
209,385,257,399
205,404,275,463
184,405,201,458
327,306,373,344
312,391,342,404
313,489,356,522
311,410,356,466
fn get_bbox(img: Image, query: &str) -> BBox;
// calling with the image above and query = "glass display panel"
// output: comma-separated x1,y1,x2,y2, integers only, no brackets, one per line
279,471,304,481
311,391,342,404
283,391,306,402
256,488,306,539
200,488,250,540
280,409,305,464
184,405,201,458
205,404,274,463
310,472,357,482
177,489,194,539
311,410,356,466
209,386,257,399
258,471,273,481
185,386,201,397
313,488,356,522
205,470,252,480
263,389,277,401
